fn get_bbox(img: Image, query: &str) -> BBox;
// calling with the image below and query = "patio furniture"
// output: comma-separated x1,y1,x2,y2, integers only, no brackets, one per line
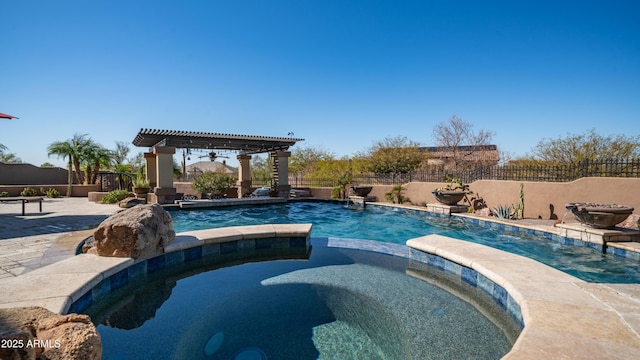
0,196,44,215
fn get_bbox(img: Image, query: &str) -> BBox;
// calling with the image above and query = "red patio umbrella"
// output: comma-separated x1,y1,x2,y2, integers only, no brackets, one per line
0,112,18,119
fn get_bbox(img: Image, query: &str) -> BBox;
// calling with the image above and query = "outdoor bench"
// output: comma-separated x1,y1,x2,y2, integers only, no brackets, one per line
0,196,44,215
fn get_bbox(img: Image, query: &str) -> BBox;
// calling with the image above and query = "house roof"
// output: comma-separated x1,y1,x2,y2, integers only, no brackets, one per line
185,161,237,174
132,128,303,154
420,144,499,162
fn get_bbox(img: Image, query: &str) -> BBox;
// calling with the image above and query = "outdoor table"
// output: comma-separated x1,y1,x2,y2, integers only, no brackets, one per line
0,196,44,215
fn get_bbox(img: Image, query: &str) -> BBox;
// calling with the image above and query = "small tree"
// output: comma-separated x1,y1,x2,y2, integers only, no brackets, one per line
289,145,336,175
531,129,640,165
192,171,237,199
432,114,494,170
251,155,272,186
365,136,423,174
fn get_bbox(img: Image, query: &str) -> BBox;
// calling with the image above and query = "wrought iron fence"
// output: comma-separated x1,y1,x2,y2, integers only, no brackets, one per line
284,159,640,187
95,172,135,192
123,159,639,190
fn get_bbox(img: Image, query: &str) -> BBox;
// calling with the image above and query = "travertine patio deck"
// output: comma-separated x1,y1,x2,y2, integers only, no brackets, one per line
0,197,119,278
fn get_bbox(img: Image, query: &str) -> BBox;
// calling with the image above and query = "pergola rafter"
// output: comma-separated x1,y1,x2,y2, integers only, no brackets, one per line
132,128,303,154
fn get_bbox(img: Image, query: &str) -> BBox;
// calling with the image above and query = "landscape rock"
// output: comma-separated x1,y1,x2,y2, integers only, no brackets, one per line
0,306,101,360
118,197,145,208
618,213,640,231
87,203,175,260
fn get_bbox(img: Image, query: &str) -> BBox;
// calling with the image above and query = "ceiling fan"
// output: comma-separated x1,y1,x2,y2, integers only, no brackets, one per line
198,151,230,162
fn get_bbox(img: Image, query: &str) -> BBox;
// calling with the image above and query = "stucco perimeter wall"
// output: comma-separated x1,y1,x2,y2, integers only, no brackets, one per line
0,163,68,185
401,178,640,220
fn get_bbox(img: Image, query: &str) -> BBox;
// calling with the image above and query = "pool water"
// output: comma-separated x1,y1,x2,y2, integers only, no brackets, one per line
170,201,640,283
87,245,518,360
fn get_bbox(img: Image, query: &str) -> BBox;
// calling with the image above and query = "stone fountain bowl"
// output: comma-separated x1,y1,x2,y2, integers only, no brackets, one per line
565,203,634,229
350,186,373,197
432,191,467,206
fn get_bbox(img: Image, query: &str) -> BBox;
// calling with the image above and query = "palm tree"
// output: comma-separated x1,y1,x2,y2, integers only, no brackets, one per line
113,141,130,166
85,145,116,184
47,134,90,196
0,144,21,163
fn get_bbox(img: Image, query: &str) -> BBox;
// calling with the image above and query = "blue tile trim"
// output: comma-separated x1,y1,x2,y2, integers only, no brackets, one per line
166,250,184,267
92,279,111,303
408,246,524,329
220,241,238,254
426,253,445,270
147,255,166,273
255,238,273,249
184,246,202,261
613,247,627,258
70,235,312,314
128,261,147,282
493,286,508,309
290,236,307,248
69,290,92,313
110,269,129,291
461,267,478,287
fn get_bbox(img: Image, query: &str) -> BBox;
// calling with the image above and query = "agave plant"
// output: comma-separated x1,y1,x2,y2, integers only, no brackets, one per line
492,204,513,219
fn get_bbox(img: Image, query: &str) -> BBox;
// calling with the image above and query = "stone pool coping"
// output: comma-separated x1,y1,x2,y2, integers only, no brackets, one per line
2,221,640,359
0,224,312,314
408,235,640,359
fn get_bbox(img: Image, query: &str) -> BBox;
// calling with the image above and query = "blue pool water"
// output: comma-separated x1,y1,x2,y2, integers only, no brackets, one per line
88,244,518,359
170,201,640,283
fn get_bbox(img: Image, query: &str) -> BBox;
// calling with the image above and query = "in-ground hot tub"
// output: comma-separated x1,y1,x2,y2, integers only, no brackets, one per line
84,238,519,359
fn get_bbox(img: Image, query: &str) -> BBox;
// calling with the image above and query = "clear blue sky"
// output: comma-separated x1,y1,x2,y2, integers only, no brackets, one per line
2,0,639,168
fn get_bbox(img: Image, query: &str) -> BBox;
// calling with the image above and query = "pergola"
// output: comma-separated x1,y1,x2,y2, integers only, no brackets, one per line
132,128,304,203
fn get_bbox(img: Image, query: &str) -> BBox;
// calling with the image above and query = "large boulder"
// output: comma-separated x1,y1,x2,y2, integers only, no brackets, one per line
0,306,101,360
86,203,175,260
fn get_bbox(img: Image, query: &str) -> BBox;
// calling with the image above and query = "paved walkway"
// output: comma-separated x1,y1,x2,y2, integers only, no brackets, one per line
0,197,119,278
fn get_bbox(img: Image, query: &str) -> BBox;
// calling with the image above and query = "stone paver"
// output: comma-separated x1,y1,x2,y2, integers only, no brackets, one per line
0,197,119,277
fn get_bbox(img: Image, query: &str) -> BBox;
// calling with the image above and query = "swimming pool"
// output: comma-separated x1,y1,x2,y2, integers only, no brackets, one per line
170,201,640,283
87,242,519,359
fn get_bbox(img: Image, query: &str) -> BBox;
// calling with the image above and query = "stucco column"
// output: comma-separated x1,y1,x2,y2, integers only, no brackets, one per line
150,145,176,204
236,154,252,198
273,151,291,198
143,152,157,189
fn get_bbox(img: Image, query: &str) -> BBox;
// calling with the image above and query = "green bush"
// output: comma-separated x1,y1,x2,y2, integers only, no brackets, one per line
101,190,132,204
40,187,60,198
0,192,8,197
192,171,236,199
385,185,409,204
20,187,38,197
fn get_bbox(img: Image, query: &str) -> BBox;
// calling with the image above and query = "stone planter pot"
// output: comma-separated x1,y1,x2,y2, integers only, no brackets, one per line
350,186,373,197
565,203,634,229
432,191,466,206
133,187,150,196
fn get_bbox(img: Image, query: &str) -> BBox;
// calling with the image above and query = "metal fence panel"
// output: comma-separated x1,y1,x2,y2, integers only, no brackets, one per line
284,159,640,187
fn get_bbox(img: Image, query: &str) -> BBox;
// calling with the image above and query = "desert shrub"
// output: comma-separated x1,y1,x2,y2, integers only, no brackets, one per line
20,187,38,196
192,171,236,198
101,190,132,204
385,185,409,204
40,187,60,198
